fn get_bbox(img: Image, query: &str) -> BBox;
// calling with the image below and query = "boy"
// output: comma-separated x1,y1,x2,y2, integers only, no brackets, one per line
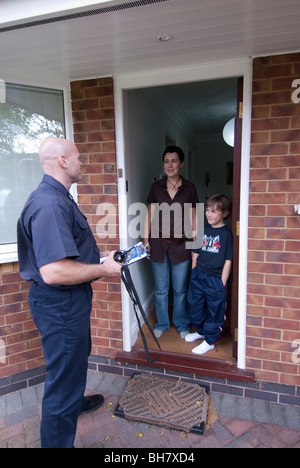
185,194,234,355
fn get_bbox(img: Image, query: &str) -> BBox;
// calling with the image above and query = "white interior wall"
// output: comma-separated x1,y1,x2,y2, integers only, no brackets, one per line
123,87,198,343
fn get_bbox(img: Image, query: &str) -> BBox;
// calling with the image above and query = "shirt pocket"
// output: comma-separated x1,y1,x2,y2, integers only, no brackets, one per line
73,215,89,240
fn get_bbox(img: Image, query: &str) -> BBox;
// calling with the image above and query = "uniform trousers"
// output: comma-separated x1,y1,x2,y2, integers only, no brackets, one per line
187,269,227,345
29,282,93,448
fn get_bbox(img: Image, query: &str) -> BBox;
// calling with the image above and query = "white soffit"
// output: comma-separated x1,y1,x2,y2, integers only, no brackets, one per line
0,0,299,81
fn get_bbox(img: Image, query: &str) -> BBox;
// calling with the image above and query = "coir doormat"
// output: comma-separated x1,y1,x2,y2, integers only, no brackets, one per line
114,374,209,434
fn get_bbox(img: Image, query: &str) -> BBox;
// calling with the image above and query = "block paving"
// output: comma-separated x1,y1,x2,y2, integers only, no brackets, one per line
0,371,299,449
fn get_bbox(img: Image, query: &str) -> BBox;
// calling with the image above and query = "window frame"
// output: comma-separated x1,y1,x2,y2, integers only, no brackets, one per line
0,77,73,264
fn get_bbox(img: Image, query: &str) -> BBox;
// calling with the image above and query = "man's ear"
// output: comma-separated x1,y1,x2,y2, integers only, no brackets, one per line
58,154,68,169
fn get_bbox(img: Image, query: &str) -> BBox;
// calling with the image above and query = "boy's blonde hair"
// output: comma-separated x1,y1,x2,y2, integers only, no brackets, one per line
206,194,232,220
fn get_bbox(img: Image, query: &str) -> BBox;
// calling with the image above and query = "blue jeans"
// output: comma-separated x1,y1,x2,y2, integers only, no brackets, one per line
151,254,191,333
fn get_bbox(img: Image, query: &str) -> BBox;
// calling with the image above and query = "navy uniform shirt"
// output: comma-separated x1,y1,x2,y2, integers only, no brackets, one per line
17,174,100,284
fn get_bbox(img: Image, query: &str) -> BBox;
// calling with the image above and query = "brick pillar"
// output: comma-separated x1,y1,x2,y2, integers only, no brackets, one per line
71,77,123,358
248,53,300,386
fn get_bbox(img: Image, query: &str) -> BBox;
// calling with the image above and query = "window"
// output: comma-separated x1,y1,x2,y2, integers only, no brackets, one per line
0,83,65,255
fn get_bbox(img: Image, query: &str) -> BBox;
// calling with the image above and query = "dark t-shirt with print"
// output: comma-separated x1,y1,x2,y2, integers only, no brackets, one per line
193,224,234,277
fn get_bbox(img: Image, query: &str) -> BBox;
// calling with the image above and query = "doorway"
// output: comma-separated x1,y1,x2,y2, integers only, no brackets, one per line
114,60,252,370
123,77,241,361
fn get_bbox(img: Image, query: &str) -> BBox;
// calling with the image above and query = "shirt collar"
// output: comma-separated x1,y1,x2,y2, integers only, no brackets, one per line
42,174,70,197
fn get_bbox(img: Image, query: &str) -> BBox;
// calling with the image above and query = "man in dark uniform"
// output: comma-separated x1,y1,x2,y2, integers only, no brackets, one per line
17,138,122,448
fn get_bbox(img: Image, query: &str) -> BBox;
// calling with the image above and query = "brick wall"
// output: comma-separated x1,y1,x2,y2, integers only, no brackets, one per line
2,61,300,391
0,262,44,380
248,53,300,386
71,77,123,358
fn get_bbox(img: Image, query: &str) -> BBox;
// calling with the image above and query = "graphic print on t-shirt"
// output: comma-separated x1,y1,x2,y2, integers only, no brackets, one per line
202,234,221,254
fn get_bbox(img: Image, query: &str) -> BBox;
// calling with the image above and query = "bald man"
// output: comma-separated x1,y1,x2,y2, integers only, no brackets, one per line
17,138,122,448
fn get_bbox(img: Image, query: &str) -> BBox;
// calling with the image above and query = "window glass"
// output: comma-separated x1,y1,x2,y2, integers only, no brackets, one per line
0,83,65,245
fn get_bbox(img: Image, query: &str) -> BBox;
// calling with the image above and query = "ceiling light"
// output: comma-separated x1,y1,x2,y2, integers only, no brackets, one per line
158,34,173,43
223,118,235,147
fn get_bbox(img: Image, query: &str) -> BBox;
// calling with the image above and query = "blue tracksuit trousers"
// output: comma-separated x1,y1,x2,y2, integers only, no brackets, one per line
187,268,227,345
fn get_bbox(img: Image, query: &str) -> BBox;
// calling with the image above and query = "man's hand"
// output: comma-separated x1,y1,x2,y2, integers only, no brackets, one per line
99,251,122,278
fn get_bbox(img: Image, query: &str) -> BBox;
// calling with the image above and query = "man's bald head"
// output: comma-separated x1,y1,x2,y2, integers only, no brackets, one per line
39,138,77,167
39,138,82,189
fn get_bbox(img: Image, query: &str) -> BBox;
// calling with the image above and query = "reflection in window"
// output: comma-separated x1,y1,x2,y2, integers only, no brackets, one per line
0,83,65,245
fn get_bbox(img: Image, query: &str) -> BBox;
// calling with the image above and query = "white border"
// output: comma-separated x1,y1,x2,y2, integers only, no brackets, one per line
0,77,72,264
114,59,253,369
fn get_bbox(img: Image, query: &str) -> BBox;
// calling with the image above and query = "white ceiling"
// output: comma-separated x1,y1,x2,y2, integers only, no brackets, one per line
0,0,300,138
0,0,300,83
142,77,239,140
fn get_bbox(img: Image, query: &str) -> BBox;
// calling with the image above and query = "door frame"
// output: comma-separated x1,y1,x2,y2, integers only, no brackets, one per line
231,76,244,358
114,59,253,370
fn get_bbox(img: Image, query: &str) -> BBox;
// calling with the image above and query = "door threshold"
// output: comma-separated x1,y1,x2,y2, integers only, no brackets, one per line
116,348,254,383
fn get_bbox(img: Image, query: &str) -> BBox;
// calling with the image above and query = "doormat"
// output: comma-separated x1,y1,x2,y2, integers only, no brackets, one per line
114,374,209,434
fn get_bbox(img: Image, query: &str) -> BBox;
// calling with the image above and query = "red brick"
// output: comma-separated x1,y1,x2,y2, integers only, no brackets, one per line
272,76,294,91
267,205,292,216
270,129,300,142
263,360,298,375
268,228,300,240
250,168,287,180
272,53,300,64
269,155,300,167
86,109,115,120
248,205,266,216
251,117,290,131
290,141,300,153
72,99,100,111
265,296,300,309
268,180,300,192
264,317,300,331
266,274,300,286
280,374,300,386
266,251,300,263
285,264,300,275
285,240,300,252
249,193,286,204
248,239,284,251
254,91,292,106
246,325,280,340
252,106,270,118
73,121,100,133
249,181,267,192
84,86,111,98
251,143,289,155
286,217,300,228
71,79,99,89
271,104,300,117
247,261,283,274
247,347,280,362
